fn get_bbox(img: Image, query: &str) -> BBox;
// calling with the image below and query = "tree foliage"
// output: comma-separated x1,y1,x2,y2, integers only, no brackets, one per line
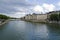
50,14,59,21
59,13,60,20
0,14,10,19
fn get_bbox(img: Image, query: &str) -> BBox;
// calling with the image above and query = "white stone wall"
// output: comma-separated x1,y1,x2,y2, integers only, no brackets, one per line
32,15,37,20
25,15,32,20
24,14,48,22
37,14,47,20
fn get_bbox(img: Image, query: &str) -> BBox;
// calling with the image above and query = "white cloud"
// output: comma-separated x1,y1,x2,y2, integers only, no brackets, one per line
42,3,55,12
33,3,55,13
4,12,26,18
14,7,28,12
13,12,26,18
33,5,43,13
57,2,60,6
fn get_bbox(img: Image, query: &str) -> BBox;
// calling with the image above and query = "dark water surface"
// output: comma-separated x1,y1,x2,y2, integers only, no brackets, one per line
0,20,60,40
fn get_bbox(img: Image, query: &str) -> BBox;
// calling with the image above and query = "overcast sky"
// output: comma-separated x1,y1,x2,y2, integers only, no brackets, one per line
0,0,60,18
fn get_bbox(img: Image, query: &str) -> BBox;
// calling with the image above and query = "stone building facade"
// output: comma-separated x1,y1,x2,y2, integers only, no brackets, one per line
24,14,48,22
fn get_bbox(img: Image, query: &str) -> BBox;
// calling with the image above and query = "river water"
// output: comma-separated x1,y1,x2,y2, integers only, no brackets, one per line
0,20,60,40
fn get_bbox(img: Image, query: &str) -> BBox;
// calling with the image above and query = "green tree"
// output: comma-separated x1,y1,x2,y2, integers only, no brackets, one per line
59,13,60,20
0,14,10,19
50,14,59,21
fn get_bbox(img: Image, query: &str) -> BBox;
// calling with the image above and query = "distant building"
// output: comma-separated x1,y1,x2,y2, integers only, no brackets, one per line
25,14,32,20
36,14,47,22
24,14,48,22
21,10,60,23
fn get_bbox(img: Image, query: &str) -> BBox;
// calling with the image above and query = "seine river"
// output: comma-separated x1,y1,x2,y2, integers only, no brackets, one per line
0,20,60,40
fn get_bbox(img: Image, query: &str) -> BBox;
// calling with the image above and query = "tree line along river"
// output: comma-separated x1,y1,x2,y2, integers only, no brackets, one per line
0,20,60,40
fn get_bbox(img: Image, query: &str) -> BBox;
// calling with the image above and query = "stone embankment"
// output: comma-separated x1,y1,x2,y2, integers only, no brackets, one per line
0,19,9,26
48,21,60,24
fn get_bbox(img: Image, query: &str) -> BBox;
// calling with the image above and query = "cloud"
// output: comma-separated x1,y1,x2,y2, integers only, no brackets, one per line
13,12,26,18
0,0,58,17
0,0,35,14
33,5,43,13
0,0,36,18
57,2,60,6
32,3,55,13
42,3,55,12
2,12,26,18
14,7,28,12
